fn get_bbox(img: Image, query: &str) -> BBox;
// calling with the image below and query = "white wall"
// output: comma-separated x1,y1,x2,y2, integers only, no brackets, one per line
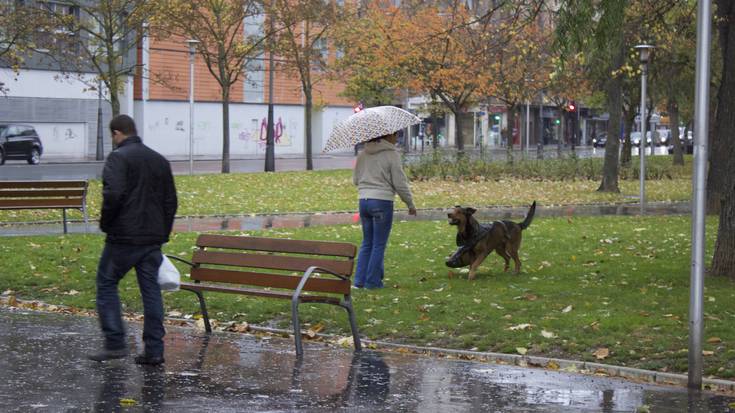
2,68,100,99
29,123,88,158
139,101,355,158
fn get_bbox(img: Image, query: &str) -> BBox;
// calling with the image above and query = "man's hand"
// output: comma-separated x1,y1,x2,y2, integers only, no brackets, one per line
408,207,417,216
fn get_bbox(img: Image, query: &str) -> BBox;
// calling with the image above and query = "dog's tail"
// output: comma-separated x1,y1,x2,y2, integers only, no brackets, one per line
519,201,536,230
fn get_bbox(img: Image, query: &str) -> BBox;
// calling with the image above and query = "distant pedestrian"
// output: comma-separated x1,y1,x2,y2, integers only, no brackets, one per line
88,114,177,366
352,132,416,289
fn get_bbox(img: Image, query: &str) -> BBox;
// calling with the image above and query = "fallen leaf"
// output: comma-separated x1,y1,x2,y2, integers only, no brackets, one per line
541,330,556,338
508,323,533,331
562,305,573,313
119,398,137,406
593,347,609,360
702,350,714,356
547,361,559,370
516,347,528,355
706,337,722,344
337,337,354,348
473,298,482,304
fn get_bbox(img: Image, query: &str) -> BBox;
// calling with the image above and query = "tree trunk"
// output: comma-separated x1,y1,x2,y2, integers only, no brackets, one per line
557,109,564,159
505,106,515,165
668,98,684,165
305,90,314,170
621,109,635,167
707,0,735,214
454,109,464,154
221,87,231,173
598,41,624,193
431,111,439,150
711,182,735,278
710,0,735,277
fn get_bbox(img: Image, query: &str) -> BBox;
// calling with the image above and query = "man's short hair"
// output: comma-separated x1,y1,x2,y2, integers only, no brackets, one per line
109,114,138,136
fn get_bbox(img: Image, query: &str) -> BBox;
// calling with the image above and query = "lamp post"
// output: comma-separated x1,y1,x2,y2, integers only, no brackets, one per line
185,39,200,176
141,22,149,146
635,44,654,215
96,78,104,160
688,0,712,390
265,7,275,172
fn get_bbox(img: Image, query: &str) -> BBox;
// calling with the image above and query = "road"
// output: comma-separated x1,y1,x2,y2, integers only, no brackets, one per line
0,155,356,180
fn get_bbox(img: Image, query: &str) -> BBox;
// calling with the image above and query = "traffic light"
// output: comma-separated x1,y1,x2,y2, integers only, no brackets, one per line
566,101,576,112
554,118,561,125
493,114,501,122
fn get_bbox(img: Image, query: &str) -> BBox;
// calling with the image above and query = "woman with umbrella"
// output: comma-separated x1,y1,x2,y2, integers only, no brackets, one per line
324,106,419,289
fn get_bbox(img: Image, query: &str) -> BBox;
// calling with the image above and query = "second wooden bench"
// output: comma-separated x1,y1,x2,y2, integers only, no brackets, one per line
170,234,362,357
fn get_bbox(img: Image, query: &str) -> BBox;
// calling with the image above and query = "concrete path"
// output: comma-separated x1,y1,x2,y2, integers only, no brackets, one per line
1,307,733,412
0,201,691,236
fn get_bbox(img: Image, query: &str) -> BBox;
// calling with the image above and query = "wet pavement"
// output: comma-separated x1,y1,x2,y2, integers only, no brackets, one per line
1,307,734,412
0,201,691,236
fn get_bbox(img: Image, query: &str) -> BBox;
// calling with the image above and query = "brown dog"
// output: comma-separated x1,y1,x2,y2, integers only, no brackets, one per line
446,201,536,280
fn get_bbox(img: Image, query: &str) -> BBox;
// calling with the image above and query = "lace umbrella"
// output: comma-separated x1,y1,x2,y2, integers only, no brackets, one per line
323,106,421,152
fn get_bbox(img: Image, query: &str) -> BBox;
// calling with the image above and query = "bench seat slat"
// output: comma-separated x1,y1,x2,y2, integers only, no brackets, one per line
0,181,88,189
191,267,351,295
197,234,356,258
0,189,86,198
0,198,85,209
180,282,342,305
193,250,354,277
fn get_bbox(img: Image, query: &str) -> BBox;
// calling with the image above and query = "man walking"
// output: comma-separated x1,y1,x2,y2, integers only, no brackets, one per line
88,115,177,365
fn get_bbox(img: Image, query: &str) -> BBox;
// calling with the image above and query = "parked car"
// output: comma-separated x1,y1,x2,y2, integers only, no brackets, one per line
667,131,694,154
0,124,43,165
630,131,652,147
592,133,608,148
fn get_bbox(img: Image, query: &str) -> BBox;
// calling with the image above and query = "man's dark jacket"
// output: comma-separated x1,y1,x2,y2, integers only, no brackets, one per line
100,136,177,245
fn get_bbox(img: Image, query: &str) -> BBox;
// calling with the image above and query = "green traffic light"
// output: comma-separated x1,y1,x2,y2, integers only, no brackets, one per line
554,119,560,125
494,115,501,121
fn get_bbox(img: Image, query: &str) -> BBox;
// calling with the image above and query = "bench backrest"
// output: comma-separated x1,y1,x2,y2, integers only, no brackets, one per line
0,180,88,209
190,234,357,295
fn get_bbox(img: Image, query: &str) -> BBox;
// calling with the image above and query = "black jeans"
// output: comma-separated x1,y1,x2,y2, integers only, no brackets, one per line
96,242,164,357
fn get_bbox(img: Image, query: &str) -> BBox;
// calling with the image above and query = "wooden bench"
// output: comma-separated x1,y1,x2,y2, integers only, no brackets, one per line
169,234,362,357
0,180,89,233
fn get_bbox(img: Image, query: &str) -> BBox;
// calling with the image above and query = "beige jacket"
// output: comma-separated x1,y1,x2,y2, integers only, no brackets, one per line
352,139,415,209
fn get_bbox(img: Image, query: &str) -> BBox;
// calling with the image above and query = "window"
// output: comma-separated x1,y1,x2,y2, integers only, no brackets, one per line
41,1,80,19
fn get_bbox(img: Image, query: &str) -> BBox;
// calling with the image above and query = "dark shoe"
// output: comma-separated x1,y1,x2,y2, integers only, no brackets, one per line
88,348,128,362
135,354,165,365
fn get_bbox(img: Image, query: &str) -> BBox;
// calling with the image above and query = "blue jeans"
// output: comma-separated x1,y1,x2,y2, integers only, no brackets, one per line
354,199,394,289
96,242,165,357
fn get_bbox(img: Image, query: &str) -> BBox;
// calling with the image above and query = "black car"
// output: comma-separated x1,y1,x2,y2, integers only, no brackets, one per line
0,124,43,165
592,133,608,148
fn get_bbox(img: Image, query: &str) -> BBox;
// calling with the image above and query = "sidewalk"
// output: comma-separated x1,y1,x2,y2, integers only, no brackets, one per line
0,201,692,236
1,306,733,412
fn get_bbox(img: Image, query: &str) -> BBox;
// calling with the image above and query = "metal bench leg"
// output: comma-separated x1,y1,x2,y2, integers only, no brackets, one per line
62,209,68,234
343,296,362,352
191,289,212,333
291,297,303,358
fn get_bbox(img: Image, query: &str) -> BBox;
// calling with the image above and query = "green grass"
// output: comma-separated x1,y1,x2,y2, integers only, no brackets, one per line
0,168,692,224
2,215,734,379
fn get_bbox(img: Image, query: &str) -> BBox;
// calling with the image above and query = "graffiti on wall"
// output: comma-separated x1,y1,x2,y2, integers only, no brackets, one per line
235,117,293,150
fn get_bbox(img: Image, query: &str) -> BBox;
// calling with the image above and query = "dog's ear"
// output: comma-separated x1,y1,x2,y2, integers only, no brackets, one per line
454,205,461,209
466,207,477,215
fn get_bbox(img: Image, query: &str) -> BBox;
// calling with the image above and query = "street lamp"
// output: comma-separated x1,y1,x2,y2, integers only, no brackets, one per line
96,78,104,160
185,39,200,175
635,44,654,215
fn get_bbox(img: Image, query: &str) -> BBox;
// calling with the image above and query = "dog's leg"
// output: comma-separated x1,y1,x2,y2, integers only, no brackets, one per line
509,249,522,274
468,250,493,280
496,247,511,272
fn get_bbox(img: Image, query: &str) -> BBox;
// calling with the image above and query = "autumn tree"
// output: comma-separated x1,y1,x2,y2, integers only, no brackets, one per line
269,0,337,170
40,0,150,116
558,0,650,193
0,2,43,81
152,0,267,173
336,0,540,154
490,22,555,163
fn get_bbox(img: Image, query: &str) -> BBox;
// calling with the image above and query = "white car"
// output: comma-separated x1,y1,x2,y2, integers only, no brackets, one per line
630,131,652,147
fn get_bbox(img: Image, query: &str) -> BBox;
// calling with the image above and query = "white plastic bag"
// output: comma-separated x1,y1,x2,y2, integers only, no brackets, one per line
158,254,181,291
